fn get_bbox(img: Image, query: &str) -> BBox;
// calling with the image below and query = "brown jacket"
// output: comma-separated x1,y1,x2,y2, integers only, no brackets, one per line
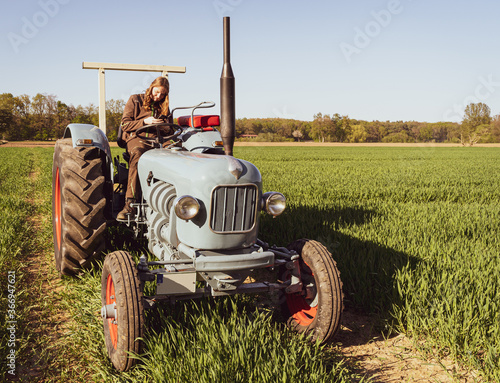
120,94,172,143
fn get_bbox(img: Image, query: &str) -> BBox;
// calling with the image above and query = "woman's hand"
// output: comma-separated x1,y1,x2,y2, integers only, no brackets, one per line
144,117,164,125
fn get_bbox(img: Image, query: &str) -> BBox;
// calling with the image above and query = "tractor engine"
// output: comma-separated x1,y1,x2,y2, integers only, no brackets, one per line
138,147,264,263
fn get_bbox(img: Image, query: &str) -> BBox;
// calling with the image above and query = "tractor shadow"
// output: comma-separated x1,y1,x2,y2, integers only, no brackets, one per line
259,204,420,348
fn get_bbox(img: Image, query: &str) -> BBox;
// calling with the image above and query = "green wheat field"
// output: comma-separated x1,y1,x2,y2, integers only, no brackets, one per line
0,145,498,382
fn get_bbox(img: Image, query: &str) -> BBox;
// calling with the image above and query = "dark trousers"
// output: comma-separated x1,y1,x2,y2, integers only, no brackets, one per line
125,137,154,200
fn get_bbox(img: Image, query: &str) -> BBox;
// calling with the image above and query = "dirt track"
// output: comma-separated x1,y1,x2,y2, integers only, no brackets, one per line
1,140,500,148
235,142,500,147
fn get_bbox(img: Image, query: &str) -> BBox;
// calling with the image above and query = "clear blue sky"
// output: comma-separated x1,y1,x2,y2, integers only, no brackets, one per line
2,0,500,123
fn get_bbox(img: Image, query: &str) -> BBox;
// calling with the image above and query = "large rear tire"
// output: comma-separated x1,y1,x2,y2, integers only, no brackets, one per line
101,251,145,372
52,138,107,276
282,239,343,343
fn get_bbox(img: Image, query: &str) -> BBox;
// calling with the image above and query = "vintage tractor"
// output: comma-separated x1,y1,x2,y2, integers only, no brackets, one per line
51,18,343,372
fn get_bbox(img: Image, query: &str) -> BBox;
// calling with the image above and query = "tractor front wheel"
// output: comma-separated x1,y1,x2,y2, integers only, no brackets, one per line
101,251,145,372
282,239,343,343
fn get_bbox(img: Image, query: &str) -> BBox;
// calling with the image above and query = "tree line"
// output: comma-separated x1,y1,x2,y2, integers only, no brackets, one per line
237,104,500,145
1,92,499,145
0,93,124,142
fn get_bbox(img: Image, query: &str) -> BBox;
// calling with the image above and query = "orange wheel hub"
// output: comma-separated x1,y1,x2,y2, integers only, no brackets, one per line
106,275,118,349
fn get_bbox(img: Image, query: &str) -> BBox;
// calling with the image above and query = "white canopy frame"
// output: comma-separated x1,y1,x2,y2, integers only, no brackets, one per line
82,62,186,134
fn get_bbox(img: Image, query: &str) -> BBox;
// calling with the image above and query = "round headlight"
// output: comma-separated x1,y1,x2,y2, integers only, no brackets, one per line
262,192,286,217
174,195,200,220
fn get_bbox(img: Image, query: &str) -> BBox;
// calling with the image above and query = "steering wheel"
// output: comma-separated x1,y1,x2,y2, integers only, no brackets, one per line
134,122,183,146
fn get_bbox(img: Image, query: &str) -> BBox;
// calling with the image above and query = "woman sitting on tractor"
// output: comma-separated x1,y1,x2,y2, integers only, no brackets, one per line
118,76,172,220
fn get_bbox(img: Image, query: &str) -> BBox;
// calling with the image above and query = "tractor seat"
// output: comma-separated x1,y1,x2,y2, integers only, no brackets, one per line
116,125,131,162
121,151,130,163
117,125,127,149
177,115,220,128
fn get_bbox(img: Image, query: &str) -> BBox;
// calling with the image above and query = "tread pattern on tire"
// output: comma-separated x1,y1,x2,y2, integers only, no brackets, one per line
102,250,144,372
285,238,344,343
52,138,107,275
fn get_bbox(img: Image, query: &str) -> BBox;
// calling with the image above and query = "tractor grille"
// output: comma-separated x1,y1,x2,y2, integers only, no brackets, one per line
210,185,258,233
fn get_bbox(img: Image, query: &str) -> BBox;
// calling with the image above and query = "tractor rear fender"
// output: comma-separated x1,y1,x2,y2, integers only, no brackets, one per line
63,123,112,159
63,123,114,179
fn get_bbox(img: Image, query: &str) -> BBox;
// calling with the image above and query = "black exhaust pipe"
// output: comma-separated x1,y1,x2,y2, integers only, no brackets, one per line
220,16,235,156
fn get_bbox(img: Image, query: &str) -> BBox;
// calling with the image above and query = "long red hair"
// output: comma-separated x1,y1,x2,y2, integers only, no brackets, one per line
144,77,170,116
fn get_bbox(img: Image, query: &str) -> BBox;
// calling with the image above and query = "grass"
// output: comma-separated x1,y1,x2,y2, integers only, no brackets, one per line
2,145,498,381
235,145,499,381
0,147,53,379
1,146,360,382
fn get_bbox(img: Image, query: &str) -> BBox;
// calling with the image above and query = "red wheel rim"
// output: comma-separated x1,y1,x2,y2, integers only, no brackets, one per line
106,275,118,349
54,167,62,250
286,262,318,326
